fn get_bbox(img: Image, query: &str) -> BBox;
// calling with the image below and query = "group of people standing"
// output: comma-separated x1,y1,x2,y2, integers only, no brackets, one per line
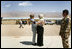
18,9,71,48
29,14,44,46
29,9,71,48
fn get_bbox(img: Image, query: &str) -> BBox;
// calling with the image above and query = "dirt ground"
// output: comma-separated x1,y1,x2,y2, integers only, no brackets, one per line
1,25,60,36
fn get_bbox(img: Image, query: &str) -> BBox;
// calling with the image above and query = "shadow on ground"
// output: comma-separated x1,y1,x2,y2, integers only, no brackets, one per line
20,41,33,45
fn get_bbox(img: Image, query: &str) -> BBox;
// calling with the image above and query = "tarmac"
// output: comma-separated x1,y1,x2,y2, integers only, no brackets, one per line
1,36,71,48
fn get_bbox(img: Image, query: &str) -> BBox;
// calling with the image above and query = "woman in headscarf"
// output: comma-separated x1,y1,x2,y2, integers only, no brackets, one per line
36,14,45,46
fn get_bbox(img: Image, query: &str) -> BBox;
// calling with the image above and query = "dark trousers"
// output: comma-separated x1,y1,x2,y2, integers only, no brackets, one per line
19,23,24,28
37,26,44,46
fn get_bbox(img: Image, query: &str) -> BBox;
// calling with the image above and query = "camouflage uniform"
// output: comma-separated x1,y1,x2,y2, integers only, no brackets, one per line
59,16,71,48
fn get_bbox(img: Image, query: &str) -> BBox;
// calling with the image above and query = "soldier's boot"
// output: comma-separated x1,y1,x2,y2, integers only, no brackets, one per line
62,38,69,48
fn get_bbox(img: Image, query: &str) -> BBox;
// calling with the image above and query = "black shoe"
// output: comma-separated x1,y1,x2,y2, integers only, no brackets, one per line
37,44,44,46
39,45,43,46
32,43,37,46
38,45,43,47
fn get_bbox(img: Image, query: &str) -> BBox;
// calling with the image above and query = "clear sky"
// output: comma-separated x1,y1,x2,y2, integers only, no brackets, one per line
1,1,71,13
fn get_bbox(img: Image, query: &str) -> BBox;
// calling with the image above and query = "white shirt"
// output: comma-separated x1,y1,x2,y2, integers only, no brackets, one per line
20,20,22,24
37,19,44,26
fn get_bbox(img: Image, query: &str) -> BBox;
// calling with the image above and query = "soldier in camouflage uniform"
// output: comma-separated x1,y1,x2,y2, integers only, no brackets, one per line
59,9,71,48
